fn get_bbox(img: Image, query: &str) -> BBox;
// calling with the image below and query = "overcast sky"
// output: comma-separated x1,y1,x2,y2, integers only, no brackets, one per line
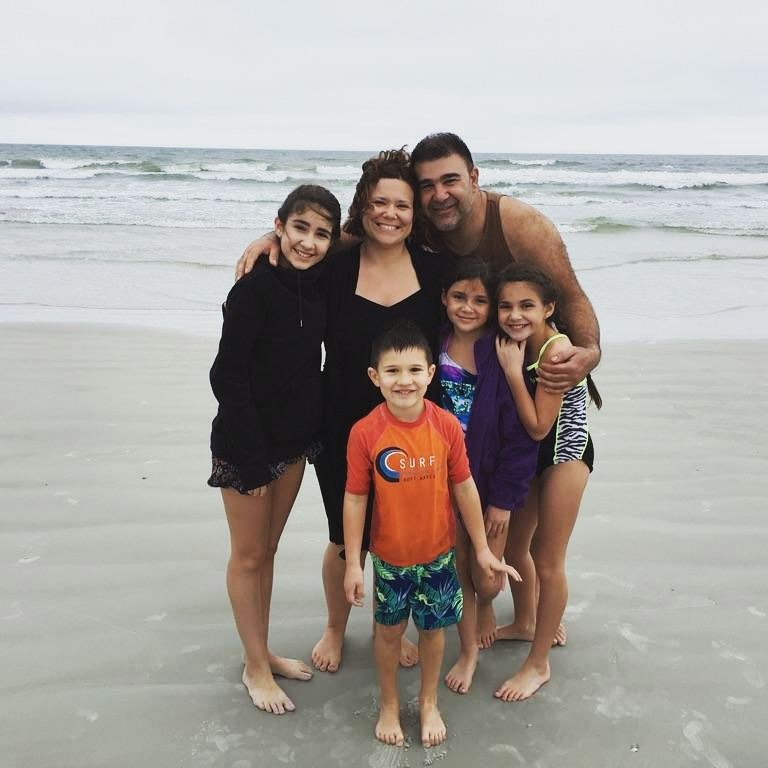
2,0,766,154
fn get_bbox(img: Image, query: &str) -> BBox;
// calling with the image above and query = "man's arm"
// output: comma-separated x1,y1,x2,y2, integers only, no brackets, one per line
235,231,281,279
499,197,601,391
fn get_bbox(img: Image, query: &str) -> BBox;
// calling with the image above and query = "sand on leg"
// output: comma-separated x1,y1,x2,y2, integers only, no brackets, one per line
495,461,588,702
471,510,509,649
373,620,407,746
444,522,477,693
418,627,447,747
496,481,538,643
312,542,364,672
262,461,313,682
223,462,307,714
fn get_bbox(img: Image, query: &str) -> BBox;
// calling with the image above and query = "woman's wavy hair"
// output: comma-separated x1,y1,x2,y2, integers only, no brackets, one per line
343,148,425,241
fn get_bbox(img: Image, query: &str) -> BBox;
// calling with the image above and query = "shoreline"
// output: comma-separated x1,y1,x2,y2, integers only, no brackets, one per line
3,323,766,767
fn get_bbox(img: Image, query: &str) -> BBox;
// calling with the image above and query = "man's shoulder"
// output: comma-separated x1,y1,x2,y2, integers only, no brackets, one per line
485,192,564,260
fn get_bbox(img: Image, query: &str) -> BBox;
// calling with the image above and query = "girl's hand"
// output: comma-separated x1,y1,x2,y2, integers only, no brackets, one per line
246,484,269,497
344,564,365,607
496,335,526,374
484,505,511,539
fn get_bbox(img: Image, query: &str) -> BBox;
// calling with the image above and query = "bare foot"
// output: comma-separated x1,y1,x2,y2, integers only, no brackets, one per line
495,620,534,642
269,653,313,681
444,650,478,694
494,660,550,702
420,700,447,747
311,627,343,672
242,667,296,714
496,621,566,647
375,702,404,746
399,635,419,668
476,602,497,649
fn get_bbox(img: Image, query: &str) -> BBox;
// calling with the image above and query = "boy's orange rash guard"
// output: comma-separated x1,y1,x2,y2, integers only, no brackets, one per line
345,400,471,567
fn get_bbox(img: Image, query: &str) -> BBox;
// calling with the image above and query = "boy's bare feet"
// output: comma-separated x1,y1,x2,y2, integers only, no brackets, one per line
493,660,550,702
444,650,478,694
311,627,343,672
269,653,313,681
375,702,405,746
242,667,296,714
476,602,497,649
496,621,567,647
420,699,447,747
399,635,419,667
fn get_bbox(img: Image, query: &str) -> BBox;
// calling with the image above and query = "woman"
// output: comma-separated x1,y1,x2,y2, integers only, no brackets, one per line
311,149,446,673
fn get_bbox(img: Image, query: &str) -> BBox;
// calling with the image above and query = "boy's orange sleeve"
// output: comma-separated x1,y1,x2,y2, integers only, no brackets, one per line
446,413,472,484
345,421,372,495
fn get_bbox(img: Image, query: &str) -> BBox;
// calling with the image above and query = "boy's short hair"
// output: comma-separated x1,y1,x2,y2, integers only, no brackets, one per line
370,319,433,367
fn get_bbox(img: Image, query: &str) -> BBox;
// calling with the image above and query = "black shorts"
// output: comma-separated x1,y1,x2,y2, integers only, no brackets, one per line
313,431,373,550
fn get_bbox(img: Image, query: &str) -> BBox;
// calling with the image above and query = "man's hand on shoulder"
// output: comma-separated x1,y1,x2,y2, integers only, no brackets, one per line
235,231,281,280
537,341,600,394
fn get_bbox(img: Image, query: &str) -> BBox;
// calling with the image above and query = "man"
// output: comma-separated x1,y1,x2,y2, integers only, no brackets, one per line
409,132,599,390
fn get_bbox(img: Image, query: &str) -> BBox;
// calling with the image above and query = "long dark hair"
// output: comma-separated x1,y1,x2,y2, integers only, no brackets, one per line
496,264,602,409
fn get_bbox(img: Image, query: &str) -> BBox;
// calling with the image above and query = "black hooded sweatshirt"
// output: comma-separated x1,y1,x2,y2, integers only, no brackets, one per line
209,257,326,490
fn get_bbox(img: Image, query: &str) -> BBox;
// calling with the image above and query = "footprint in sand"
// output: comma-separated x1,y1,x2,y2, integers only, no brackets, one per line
682,715,732,768
713,642,765,689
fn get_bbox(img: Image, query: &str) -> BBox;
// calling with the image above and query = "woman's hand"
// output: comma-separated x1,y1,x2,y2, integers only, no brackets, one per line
484,505,511,539
246,484,269,497
496,335,526,376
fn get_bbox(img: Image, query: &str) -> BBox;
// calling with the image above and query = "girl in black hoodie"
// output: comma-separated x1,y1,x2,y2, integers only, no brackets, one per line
208,185,341,715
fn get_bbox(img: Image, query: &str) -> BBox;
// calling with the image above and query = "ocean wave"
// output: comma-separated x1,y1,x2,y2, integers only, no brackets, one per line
6,251,226,268
563,216,768,236
580,252,768,272
476,166,768,190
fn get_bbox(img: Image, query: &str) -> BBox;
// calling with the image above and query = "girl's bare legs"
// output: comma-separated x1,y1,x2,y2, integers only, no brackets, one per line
495,461,589,701
373,620,407,745
223,460,308,714
497,481,538,641
418,628,447,747
444,523,477,693
472,520,509,649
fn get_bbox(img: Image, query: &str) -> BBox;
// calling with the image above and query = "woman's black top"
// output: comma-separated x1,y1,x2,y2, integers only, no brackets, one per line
322,241,448,442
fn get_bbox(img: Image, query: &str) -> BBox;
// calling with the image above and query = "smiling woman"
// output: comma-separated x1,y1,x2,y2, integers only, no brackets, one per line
309,148,449,674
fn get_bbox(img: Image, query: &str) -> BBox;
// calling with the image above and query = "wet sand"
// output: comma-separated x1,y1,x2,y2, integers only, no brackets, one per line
2,324,766,767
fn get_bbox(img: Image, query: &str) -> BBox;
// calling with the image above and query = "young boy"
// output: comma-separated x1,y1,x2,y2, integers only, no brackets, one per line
343,320,520,748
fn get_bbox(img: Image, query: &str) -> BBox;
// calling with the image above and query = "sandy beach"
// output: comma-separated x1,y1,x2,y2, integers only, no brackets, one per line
2,323,766,768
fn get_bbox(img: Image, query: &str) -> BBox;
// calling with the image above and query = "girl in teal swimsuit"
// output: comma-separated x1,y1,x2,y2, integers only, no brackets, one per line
493,264,601,702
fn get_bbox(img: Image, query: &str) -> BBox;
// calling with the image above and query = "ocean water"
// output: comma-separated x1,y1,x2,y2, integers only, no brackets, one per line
1,143,766,342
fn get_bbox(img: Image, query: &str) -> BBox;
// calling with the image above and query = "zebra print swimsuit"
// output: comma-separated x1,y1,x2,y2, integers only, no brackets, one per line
527,333,594,475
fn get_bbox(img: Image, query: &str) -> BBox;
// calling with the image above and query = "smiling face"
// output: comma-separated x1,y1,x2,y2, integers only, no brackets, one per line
368,346,435,421
442,278,491,336
497,281,555,342
414,153,479,232
274,206,334,270
361,178,414,247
